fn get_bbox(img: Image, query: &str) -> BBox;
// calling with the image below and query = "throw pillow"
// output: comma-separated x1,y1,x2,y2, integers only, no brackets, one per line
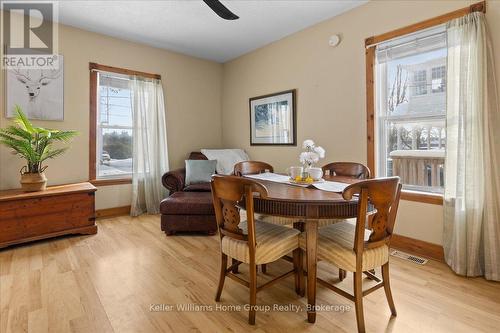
185,159,217,185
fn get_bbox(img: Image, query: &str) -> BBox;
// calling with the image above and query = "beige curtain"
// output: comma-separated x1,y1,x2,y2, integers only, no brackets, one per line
130,77,169,216
444,12,500,281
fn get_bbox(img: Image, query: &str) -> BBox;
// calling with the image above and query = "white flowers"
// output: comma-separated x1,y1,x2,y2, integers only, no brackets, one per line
302,139,315,150
299,139,325,166
300,151,320,164
314,146,325,158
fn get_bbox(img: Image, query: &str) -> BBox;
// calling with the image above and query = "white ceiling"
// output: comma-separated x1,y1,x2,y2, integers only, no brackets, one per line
57,0,367,63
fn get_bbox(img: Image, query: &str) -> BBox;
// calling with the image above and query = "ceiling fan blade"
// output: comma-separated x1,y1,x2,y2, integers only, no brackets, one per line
203,0,239,20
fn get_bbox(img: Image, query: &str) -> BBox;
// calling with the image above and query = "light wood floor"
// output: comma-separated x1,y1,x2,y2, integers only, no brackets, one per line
1,215,499,333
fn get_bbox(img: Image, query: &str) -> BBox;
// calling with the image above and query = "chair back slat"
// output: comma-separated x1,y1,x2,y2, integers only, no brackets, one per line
342,177,401,253
211,175,268,246
234,161,274,176
322,162,371,179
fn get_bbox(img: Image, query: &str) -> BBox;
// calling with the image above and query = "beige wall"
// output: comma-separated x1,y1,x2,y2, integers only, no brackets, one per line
0,22,223,209
221,0,500,245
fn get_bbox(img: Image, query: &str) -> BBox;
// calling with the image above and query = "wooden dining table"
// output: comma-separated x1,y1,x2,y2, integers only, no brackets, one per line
247,175,363,323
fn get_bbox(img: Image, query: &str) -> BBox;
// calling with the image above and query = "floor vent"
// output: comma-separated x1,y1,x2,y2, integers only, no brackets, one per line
390,250,428,265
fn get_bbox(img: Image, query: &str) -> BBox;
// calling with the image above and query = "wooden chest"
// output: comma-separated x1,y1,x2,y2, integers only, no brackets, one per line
0,182,97,249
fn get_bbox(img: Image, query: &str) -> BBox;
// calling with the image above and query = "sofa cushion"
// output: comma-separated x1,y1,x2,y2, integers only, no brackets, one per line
183,183,211,192
185,159,216,185
160,192,214,215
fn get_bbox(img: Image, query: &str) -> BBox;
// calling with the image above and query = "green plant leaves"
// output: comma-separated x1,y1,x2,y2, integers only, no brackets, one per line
0,105,78,173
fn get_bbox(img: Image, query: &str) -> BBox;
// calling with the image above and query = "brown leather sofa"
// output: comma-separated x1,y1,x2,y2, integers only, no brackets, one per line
160,152,217,235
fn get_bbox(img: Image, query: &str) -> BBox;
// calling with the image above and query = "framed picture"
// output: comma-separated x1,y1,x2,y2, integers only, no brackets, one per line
6,55,64,121
249,89,296,146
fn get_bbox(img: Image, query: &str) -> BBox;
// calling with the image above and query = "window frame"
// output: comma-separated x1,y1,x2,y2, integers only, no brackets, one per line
88,63,161,186
365,1,485,205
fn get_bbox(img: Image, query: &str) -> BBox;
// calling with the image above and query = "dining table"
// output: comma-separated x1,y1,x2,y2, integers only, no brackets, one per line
243,173,364,323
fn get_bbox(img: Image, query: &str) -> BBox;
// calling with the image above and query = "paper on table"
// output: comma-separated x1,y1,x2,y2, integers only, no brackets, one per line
311,181,349,193
243,172,290,183
244,173,349,193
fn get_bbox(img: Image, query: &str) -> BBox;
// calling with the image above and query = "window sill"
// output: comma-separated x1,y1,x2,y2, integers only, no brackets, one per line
90,178,132,186
401,190,443,205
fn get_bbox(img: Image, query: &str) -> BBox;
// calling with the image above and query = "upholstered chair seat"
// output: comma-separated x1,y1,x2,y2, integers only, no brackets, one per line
222,220,300,264
299,220,389,272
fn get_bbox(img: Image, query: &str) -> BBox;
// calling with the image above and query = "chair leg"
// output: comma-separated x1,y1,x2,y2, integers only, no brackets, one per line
261,264,267,274
339,268,346,281
293,248,303,296
215,254,227,302
381,263,397,316
353,271,366,333
232,258,239,273
248,264,258,325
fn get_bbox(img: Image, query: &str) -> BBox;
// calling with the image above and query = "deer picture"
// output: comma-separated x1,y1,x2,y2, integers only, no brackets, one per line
7,63,64,121
12,68,61,101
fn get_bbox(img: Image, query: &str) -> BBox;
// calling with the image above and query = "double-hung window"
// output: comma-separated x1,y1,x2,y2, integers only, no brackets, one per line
374,26,447,195
89,64,134,184
96,72,133,179
89,63,161,185
413,70,427,96
431,65,446,93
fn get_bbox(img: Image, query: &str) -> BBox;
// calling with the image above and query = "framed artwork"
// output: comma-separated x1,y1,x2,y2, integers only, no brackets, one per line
6,55,64,121
249,89,296,146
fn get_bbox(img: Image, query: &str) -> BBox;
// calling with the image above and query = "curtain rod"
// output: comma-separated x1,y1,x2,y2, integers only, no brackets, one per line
89,62,161,80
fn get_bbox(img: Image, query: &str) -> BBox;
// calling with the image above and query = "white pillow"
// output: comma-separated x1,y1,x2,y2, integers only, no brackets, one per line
200,149,250,175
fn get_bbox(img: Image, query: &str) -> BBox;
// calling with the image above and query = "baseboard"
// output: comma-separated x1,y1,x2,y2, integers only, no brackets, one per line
391,234,444,262
95,205,131,219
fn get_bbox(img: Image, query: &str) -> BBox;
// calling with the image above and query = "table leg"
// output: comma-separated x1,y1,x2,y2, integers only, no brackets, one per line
306,218,318,323
293,222,305,296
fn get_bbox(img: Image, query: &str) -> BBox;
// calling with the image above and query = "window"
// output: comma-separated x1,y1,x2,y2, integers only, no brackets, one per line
89,63,161,185
366,2,485,204
96,73,133,179
413,70,427,96
374,26,447,194
431,65,446,93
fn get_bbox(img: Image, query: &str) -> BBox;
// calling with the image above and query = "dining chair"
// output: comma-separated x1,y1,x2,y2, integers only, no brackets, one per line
233,160,274,176
233,161,302,273
211,175,301,325
322,162,371,179
299,177,402,333
233,161,297,225
321,161,372,279
314,161,372,231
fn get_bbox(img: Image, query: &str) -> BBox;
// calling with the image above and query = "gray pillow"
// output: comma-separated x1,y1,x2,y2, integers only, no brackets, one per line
185,160,217,186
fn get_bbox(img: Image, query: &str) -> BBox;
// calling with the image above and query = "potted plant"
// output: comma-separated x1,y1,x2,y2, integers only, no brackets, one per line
0,106,78,192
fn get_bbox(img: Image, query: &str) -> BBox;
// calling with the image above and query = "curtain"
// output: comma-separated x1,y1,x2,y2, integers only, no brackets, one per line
444,12,500,281
130,77,169,216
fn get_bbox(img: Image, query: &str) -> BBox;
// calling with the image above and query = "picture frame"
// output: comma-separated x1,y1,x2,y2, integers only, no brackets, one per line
249,89,296,146
6,55,64,121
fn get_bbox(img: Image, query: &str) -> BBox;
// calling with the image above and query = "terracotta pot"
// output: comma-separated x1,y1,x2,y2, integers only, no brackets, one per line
20,172,47,192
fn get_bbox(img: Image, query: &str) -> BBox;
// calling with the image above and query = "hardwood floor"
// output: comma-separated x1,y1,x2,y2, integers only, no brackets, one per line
1,215,499,333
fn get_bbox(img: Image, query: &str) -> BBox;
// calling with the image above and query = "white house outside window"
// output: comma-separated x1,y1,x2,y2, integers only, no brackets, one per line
375,25,447,194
